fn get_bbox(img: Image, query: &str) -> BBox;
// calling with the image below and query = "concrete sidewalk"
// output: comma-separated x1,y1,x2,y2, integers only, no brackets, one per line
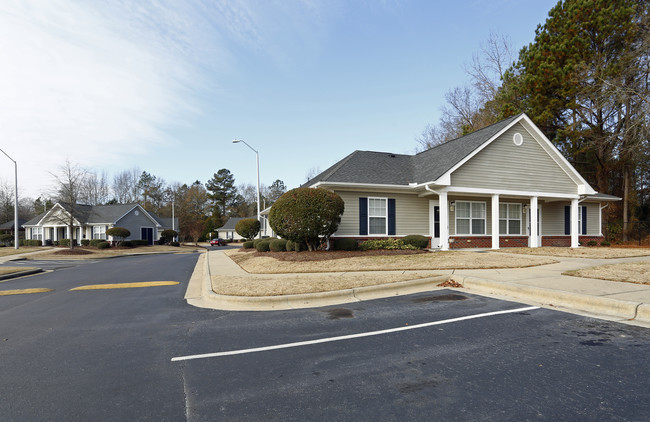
186,249,650,327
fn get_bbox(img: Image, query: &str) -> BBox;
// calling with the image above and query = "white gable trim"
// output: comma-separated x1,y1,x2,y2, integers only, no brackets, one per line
432,114,596,195
34,203,82,227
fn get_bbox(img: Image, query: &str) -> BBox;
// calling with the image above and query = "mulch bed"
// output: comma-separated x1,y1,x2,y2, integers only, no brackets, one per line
53,248,95,255
246,249,428,262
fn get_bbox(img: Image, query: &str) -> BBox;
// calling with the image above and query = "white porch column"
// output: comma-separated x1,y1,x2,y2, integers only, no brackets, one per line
491,194,499,249
530,196,538,248
571,198,579,248
439,191,449,251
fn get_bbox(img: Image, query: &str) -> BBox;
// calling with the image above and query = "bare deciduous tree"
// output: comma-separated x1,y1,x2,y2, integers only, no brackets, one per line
51,160,88,249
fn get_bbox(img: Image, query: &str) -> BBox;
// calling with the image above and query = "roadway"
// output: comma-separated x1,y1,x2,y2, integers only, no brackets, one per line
0,253,648,421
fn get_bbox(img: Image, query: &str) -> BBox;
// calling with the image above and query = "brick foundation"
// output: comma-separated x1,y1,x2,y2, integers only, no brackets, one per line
541,236,605,247
449,236,530,249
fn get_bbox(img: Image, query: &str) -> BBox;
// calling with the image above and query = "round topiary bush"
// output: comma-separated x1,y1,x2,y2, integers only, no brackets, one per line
269,238,288,252
81,239,90,247
242,241,255,249
235,218,261,241
285,240,295,252
269,187,344,251
160,229,178,244
401,235,429,249
106,227,130,245
97,241,110,249
255,239,272,252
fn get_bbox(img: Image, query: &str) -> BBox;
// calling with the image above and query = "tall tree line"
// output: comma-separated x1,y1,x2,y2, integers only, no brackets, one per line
418,0,649,240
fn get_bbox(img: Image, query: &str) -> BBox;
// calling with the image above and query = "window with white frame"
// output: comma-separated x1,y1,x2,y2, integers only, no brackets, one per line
368,198,387,235
579,205,585,235
93,226,106,240
499,203,522,235
456,201,486,235
32,227,43,241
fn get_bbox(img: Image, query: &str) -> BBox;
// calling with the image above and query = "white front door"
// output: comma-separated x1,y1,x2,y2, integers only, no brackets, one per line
528,205,542,247
429,200,440,248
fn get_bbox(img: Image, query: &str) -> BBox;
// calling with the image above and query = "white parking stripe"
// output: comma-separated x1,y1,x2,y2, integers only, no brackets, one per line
171,305,540,362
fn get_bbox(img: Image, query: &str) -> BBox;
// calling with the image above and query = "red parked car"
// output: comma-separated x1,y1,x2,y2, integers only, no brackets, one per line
210,238,225,246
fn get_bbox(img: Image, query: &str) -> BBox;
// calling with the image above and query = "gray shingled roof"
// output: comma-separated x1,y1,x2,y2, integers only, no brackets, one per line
0,218,27,230
22,203,169,226
217,217,254,231
306,114,523,186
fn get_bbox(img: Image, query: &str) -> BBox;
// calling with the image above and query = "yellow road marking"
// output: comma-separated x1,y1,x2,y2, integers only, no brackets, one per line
0,288,54,296
70,281,180,291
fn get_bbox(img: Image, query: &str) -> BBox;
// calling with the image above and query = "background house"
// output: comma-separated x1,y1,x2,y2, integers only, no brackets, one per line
23,203,178,245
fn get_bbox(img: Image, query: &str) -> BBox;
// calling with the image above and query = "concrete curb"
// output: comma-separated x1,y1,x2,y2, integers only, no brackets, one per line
0,268,44,281
189,251,450,311
451,275,649,324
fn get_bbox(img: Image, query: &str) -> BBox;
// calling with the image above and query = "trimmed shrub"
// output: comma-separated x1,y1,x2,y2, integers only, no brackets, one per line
242,241,255,249
0,234,13,245
97,241,110,249
269,238,288,252
360,238,416,250
122,241,134,248
20,239,42,246
235,218,261,241
269,188,345,251
160,229,178,244
81,239,90,247
402,235,429,249
89,239,103,247
106,227,130,244
286,240,295,252
131,240,149,246
253,238,264,247
600,240,611,246
59,239,70,247
170,241,180,247
587,240,598,247
255,239,272,252
333,238,358,251
293,240,306,252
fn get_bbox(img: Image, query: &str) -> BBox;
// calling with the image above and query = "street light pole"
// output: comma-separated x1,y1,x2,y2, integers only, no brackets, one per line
0,148,18,250
232,140,261,237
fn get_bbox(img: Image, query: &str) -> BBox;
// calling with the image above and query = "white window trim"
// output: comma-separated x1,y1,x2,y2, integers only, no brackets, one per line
32,227,43,240
455,201,486,235
93,225,107,240
579,205,585,235
499,203,522,235
368,197,388,236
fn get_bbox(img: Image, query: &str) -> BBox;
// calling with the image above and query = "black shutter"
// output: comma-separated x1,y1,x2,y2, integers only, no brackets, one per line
582,206,587,235
359,197,368,236
564,206,570,235
388,199,396,236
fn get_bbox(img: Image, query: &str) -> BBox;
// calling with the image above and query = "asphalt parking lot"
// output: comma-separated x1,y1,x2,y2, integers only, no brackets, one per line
1,253,648,421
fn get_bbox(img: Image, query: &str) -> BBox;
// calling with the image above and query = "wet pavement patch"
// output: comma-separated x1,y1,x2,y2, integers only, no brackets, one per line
325,308,354,319
411,294,468,303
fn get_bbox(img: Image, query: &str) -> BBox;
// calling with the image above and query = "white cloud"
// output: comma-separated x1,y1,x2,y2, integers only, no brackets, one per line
0,0,218,197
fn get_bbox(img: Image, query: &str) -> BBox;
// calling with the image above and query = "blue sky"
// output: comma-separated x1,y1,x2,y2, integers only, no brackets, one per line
0,0,557,200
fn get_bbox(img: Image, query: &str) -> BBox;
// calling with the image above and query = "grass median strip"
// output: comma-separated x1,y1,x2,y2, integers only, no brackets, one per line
0,288,53,296
71,281,180,291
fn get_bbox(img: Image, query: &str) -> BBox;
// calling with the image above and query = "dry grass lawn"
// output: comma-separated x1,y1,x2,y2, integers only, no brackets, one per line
0,247,49,257
565,261,650,284
28,245,201,260
226,249,556,274
212,272,441,296
496,247,650,259
0,266,37,276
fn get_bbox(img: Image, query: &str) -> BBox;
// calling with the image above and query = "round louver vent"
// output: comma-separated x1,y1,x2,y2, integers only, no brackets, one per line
513,132,523,146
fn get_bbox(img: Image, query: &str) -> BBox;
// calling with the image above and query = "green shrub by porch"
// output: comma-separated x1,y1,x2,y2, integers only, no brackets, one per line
360,238,416,250
269,239,288,252
402,235,429,249
242,241,255,249
333,238,358,251
255,239,272,252
97,241,110,249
